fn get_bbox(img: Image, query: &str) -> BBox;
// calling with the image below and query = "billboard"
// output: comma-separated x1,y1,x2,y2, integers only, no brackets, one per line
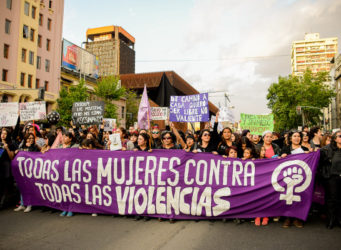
62,39,99,78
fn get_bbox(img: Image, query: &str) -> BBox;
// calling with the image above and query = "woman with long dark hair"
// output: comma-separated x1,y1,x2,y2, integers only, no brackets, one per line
217,127,234,155
195,129,218,154
320,130,341,229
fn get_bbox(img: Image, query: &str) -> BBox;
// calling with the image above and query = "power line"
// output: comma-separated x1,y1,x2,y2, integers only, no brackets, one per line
136,54,290,63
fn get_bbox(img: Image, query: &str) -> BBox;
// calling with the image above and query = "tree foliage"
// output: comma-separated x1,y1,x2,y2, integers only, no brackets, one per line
94,75,126,119
267,70,335,131
125,89,140,128
56,80,89,126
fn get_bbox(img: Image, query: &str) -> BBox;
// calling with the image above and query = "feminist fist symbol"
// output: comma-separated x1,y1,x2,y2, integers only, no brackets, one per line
271,160,312,205
280,167,304,205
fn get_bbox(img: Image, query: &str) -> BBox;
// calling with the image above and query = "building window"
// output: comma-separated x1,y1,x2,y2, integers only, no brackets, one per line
24,2,30,16
23,25,29,38
36,78,40,88
22,48,27,62
44,81,49,91
6,0,12,10
121,106,124,119
5,19,11,34
28,74,32,88
20,73,25,86
46,39,50,51
37,56,41,69
47,18,52,31
2,69,8,82
30,28,35,41
38,35,42,47
32,6,36,19
29,51,34,65
4,44,9,59
48,0,52,9
39,14,43,26
45,59,50,72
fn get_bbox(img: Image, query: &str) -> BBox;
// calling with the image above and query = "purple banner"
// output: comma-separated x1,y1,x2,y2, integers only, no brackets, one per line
11,149,320,220
169,93,209,122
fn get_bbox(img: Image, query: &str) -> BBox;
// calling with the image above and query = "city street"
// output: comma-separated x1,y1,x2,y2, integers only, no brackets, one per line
1,208,340,250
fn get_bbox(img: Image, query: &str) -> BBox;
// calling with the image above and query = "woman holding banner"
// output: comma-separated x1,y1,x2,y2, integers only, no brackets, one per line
320,130,341,229
0,128,16,209
280,131,309,228
14,133,39,212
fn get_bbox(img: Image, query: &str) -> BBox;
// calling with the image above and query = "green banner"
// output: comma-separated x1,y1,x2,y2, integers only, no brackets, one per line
240,113,274,135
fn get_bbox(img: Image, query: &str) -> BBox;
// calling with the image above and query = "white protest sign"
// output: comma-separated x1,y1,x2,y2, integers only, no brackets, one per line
0,102,19,127
211,115,223,132
151,107,169,120
219,107,235,122
109,133,122,151
103,118,116,132
19,101,46,121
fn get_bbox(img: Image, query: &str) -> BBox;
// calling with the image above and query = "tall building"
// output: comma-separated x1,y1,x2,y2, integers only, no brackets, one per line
291,33,338,77
0,0,64,111
85,25,135,76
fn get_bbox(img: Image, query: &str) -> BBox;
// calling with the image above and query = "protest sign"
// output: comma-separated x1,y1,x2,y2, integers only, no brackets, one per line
240,113,274,135
218,107,235,122
0,102,19,127
109,133,122,151
12,149,319,220
170,93,209,122
19,101,46,121
72,101,104,125
151,107,169,120
103,118,116,132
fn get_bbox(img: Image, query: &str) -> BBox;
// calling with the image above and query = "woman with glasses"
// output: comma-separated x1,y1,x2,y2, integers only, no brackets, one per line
320,130,341,229
160,131,181,150
14,133,39,213
195,129,218,154
151,125,162,149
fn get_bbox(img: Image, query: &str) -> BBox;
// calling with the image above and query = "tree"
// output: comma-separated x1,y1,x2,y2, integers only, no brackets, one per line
267,70,335,131
56,80,89,126
94,75,126,119
125,89,140,127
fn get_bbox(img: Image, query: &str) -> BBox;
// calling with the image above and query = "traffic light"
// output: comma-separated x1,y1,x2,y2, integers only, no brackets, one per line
37,87,45,100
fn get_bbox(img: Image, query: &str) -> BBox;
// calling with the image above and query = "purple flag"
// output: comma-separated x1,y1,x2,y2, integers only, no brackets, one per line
138,85,151,129
12,149,320,220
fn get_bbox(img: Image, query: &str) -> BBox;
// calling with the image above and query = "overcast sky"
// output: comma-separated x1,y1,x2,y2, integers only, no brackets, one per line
63,0,341,120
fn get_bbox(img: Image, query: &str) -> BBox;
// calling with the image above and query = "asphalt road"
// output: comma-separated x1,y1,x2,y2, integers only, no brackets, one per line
0,208,340,250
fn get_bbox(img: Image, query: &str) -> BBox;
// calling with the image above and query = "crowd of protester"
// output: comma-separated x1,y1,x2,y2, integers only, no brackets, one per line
1,113,341,229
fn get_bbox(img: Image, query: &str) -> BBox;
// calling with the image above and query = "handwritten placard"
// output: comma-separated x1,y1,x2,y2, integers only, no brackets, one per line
169,93,209,122
72,101,104,125
240,113,274,135
109,133,122,151
103,118,116,132
151,107,169,120
218,107,235,122
19,101,46,121
0,102,19,127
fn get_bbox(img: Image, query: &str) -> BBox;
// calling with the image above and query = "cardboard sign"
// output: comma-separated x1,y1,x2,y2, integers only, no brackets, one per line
240,113,274,135
72,101,104,125
151,107,169,120
169,93,209,122
103,118,116,132
218,107,235,122
109,133,122,151
0,102,19,127
19,101,46,121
